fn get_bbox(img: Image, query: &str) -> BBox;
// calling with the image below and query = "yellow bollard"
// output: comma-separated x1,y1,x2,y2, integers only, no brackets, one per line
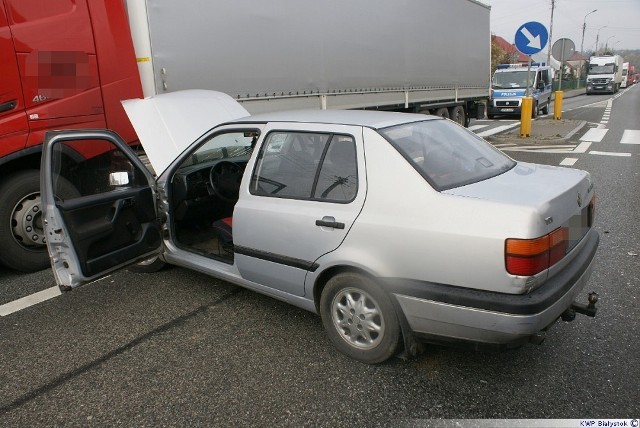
554,91,563,120
520,97,532,137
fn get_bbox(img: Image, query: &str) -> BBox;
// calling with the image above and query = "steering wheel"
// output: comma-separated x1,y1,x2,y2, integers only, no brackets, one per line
209,161,243,203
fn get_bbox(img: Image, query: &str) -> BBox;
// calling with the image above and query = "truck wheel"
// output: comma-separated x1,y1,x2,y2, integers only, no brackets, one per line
487,113,496,120
320,272,401,364
0,170,78,272
449,106,465,126
434,108,449,119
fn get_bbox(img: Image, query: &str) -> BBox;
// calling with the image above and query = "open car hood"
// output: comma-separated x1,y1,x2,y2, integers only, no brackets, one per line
122,90,250,175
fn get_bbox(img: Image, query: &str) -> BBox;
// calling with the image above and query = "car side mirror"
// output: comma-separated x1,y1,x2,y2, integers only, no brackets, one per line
109,171,130,186
537,81,545,90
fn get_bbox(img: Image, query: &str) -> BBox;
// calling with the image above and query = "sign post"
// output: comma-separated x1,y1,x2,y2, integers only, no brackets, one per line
514,22,549,137
551,38,575,120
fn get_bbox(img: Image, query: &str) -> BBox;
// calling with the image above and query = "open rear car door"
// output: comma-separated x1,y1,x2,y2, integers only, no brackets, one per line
41,130,161,290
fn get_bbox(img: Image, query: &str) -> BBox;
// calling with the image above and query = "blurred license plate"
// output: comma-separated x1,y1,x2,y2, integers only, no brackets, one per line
501,108,514,112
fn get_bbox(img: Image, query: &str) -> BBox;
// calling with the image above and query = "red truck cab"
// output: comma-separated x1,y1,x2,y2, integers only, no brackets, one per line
0,0,142,271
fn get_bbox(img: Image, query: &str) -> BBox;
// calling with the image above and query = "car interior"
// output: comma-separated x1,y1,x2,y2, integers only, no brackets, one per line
170,130,258,263
169,129,358,264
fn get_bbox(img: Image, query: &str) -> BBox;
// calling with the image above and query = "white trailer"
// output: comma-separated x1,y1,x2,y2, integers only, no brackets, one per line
621,62,630,88
126,0,490,126
586,55,624,94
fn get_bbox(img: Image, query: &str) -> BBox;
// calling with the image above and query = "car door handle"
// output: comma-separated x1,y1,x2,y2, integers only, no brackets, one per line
315,217,345,229
0,100,17,114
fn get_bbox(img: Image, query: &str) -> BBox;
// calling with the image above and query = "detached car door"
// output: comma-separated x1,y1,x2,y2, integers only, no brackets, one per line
41,130,161,289
233,123,366,297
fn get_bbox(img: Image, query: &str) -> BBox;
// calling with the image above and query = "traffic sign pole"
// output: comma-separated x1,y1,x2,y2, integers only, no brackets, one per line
514,22,549,138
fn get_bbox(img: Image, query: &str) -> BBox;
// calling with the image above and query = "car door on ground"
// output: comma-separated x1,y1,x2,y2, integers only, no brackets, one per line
233,123,367,297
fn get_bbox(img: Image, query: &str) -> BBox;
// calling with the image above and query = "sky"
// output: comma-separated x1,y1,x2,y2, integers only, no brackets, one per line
479,0,640,52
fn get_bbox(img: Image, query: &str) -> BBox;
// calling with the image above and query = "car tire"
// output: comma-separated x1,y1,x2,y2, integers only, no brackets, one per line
0,170,79,272
487,113,495,120
449,106,465,126
320,272,401,364
541,100,549,115
531,101,538,118
128,255,166,273
434,108,449,119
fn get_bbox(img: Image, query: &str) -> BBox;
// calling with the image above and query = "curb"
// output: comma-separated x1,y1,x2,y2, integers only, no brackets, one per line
563,120,587,140
484,119,586,144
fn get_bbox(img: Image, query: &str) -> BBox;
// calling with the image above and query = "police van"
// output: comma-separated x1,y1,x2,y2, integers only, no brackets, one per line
488,63,553,119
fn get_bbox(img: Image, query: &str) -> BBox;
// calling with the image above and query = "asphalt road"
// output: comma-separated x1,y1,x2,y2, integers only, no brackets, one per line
1,87,639,426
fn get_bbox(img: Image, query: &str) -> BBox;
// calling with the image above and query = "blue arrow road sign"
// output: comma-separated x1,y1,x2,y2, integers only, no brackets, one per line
514,21,548,55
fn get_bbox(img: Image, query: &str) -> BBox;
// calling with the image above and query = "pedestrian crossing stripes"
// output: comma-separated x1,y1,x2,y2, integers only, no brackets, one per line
580,129,608,142
486,127,636,159
620,130,640,145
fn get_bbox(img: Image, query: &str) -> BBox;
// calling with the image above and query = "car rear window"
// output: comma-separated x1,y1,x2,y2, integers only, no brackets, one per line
378,119,515,191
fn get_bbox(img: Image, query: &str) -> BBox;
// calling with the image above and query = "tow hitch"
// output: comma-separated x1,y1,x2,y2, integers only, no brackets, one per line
561,292,599,322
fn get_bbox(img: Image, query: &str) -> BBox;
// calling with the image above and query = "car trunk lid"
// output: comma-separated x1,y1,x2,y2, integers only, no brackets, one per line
445,162,595,249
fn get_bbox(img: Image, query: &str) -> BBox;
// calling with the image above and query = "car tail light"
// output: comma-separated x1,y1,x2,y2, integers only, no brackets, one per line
505,227,569,276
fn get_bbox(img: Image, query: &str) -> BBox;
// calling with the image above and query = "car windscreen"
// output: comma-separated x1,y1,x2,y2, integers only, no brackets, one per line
378,119,516,191
492,70,533,88
588,64,614,75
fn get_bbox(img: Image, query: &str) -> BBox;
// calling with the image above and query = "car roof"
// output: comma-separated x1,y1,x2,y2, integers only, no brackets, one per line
231,109,439,130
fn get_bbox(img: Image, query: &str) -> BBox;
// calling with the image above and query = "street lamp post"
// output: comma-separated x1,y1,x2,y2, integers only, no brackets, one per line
595,26,607,54
578,9,597,87
605,36,615,52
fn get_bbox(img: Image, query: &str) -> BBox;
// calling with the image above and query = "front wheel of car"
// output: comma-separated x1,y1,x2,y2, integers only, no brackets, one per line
320,272,401,364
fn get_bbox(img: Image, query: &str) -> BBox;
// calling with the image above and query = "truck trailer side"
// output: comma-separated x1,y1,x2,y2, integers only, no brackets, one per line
0,0,490,272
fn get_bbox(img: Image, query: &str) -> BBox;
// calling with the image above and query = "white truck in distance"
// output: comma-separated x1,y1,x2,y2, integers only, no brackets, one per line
586,55,624,94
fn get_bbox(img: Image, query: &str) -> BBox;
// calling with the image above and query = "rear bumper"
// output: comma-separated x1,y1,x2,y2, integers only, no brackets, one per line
389,228,599,344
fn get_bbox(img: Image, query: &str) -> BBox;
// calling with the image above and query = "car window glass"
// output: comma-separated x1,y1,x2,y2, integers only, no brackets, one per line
379,119,515,191
251,132,330,199
51,139,148,200
313,135,357,202
180,131,256,168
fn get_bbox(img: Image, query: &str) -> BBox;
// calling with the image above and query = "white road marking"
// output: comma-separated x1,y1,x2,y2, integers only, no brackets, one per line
468,124,488,131
620,130,640,144
589,151,632,157
0,286,62,317
573,141,592,153
501,145,576,153
580,129,608,142
560,158,578,166
477,122,520,137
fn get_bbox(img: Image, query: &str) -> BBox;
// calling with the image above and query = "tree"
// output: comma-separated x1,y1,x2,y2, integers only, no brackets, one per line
491,36,506,75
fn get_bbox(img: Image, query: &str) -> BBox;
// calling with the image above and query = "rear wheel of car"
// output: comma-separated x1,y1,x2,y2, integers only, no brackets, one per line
320,272,401,364
541,99,549,115
434,108,449,119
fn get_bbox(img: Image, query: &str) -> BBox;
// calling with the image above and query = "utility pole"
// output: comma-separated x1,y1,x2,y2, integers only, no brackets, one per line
547,0,555,66
579,9,597,86
595,26,607,55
